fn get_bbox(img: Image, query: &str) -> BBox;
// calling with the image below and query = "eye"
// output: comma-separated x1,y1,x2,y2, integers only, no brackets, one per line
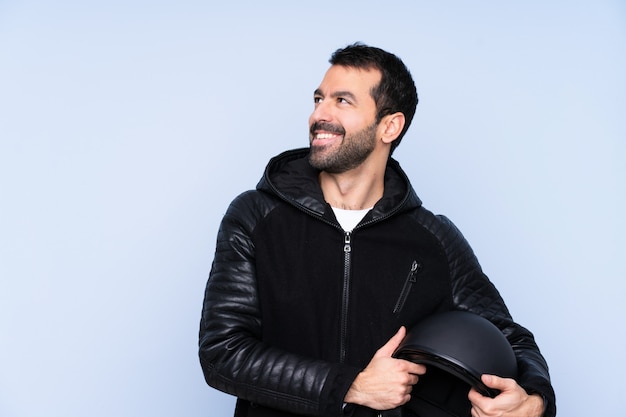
313,96,323,104
337,97,351,105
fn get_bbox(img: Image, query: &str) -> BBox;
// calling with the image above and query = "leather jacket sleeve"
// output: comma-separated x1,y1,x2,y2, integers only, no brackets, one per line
198,191,361,416
428,214,556,417
199,189,556,417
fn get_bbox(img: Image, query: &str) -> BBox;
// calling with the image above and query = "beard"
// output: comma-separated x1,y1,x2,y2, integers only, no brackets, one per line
308,121,378,174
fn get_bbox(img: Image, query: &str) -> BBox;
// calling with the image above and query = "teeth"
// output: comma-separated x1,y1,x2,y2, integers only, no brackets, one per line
316,133,337,139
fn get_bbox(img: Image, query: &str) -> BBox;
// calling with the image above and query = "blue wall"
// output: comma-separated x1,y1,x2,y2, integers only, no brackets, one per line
1,2,624,416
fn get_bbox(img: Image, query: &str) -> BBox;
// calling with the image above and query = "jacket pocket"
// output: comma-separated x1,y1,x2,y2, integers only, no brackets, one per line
392,260,422,314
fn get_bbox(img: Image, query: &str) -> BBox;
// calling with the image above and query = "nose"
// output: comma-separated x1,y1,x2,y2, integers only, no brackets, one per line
310,99,332,124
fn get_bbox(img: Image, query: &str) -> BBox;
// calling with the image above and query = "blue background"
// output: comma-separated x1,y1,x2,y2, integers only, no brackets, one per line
1,1,624,416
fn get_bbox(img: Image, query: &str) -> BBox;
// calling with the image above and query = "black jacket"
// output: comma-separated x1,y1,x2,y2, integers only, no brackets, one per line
199,148,556,417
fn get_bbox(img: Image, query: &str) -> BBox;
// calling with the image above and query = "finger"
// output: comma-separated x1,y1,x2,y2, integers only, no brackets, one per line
400,360,426,376
468,386,485,404
481,374,516,391
468,391,486,417
407,373,420,386
375,326,406,357
408,362,427,375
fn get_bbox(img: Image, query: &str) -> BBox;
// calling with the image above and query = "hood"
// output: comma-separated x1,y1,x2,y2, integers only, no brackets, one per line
256,148,422,224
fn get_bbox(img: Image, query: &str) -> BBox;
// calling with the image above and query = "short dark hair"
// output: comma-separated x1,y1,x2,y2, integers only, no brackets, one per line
329,43,418,154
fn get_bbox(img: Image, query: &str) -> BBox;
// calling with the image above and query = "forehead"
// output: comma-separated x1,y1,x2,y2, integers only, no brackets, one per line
316,65,382,97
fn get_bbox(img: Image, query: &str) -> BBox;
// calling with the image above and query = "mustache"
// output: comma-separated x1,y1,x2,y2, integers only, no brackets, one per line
310,121,345,136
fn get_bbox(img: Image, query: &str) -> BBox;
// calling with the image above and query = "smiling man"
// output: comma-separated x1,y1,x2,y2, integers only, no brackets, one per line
309,65,383,175
199,43,556,417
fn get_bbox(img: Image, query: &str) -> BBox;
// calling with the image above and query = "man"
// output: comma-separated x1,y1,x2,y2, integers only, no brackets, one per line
199,43,556,417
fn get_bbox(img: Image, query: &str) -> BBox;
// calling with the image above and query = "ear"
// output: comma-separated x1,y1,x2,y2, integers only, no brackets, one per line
379,112,405,144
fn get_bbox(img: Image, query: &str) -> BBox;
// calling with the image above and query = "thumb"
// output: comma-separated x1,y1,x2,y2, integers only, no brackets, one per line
375,326,406,358
482,374,516,392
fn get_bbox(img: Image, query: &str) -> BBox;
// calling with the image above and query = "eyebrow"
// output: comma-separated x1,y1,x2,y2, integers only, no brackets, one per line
313,88,358,102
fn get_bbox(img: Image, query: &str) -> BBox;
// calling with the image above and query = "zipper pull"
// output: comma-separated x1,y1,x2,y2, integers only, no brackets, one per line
408,260,421,282
344,232,352,252
392,260,423,314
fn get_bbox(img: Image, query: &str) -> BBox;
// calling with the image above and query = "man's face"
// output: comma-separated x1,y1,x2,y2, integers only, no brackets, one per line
308,65,381,173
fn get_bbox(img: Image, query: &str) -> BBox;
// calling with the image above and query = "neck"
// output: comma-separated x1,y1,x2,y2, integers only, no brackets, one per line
320,161,386,210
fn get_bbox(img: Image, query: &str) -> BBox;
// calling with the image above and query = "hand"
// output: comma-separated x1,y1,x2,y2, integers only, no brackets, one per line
344,327,427,410
468,374,545,417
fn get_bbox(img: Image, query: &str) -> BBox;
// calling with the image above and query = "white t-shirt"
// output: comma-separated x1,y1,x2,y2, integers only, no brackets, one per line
331,207,372,232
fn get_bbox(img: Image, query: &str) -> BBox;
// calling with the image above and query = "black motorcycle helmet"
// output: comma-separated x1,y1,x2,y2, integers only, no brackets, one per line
393,311,518,417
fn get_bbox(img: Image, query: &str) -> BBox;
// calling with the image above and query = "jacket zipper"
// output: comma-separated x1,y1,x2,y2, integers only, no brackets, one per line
339,231,352,363
392,260,422,314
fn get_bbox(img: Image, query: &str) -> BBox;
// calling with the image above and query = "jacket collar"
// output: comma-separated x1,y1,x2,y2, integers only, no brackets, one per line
257,148,422,223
